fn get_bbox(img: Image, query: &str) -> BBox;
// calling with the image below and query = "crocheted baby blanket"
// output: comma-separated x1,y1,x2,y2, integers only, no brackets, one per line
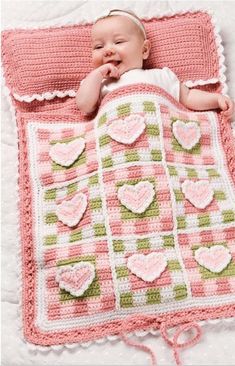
17,83,235,348
1,9,235,365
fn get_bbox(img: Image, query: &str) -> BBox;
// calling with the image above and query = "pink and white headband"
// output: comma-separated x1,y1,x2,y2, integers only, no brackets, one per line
108,9,147,39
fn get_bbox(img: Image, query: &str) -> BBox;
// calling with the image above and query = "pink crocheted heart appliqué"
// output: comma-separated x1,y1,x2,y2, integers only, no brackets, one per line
107,114,146,144
56,262,95,297
56,192,87,227
194,245,232,273
181,180,214,209
172,120,201,150
49,137,85,167
127,253,167,282
118,181,155,214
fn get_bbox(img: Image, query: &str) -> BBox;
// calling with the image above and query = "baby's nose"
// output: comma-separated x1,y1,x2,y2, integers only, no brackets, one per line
103,46,115,57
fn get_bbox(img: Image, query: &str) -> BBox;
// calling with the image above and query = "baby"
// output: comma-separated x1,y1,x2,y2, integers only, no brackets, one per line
76,9,234,117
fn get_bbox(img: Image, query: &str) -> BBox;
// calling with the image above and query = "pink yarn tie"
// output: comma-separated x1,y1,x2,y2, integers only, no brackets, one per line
160,322,202,366
120,315,202,366
121,333,157,366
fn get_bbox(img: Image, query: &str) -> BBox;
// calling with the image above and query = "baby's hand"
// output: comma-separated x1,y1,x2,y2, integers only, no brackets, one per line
98,63,120,79
217,95,234,120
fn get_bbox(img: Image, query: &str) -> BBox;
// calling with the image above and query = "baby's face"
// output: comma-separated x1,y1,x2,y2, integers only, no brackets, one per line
91,16,149,76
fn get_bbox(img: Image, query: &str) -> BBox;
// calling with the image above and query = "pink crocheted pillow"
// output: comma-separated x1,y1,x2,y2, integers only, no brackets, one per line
2,11,222,100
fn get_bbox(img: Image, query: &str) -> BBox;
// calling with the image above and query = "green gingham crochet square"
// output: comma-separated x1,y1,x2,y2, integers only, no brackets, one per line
112,234,187,309
98,100,162,169
168,165,235,230
57,255,101,301
50,135,86,171
43,173,106,246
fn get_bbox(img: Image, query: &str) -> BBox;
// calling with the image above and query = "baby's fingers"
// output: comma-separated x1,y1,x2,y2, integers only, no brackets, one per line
219,97,229,111
223,99,234,115
109,66,120,79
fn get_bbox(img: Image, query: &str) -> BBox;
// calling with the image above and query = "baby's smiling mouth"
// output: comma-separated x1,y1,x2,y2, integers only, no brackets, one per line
105,60,121,67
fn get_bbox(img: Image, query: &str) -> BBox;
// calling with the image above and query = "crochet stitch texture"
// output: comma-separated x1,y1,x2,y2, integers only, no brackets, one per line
16,84,235,346
2,11,221,100
1,11,235,353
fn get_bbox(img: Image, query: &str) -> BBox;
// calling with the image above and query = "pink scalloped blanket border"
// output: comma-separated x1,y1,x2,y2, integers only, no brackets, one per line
18,84,235,346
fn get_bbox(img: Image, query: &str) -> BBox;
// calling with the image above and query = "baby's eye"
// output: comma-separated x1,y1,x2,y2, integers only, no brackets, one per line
115,40,125,44
94,45,103,50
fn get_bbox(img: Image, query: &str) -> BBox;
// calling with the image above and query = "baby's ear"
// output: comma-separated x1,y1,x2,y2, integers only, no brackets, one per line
142,40,151,60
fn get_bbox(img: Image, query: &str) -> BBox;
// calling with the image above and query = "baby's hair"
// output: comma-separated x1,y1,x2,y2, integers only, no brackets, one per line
94,9,147,40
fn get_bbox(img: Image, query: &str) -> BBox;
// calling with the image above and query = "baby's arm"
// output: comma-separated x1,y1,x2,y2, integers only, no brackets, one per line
180,84,234,120
76,64,120,114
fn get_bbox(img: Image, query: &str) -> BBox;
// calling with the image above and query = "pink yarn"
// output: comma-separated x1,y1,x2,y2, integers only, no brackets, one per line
1,11,234,364
219,112,235,184
160,322,202,366
120,314,202,366
121,333,157,366
11,83,235,349
2,11,220,98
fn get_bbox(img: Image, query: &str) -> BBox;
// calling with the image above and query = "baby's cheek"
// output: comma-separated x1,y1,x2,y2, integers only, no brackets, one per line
92,54,102,68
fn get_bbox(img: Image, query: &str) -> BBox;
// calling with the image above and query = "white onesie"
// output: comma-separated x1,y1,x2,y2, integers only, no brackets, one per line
101,67,180,101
